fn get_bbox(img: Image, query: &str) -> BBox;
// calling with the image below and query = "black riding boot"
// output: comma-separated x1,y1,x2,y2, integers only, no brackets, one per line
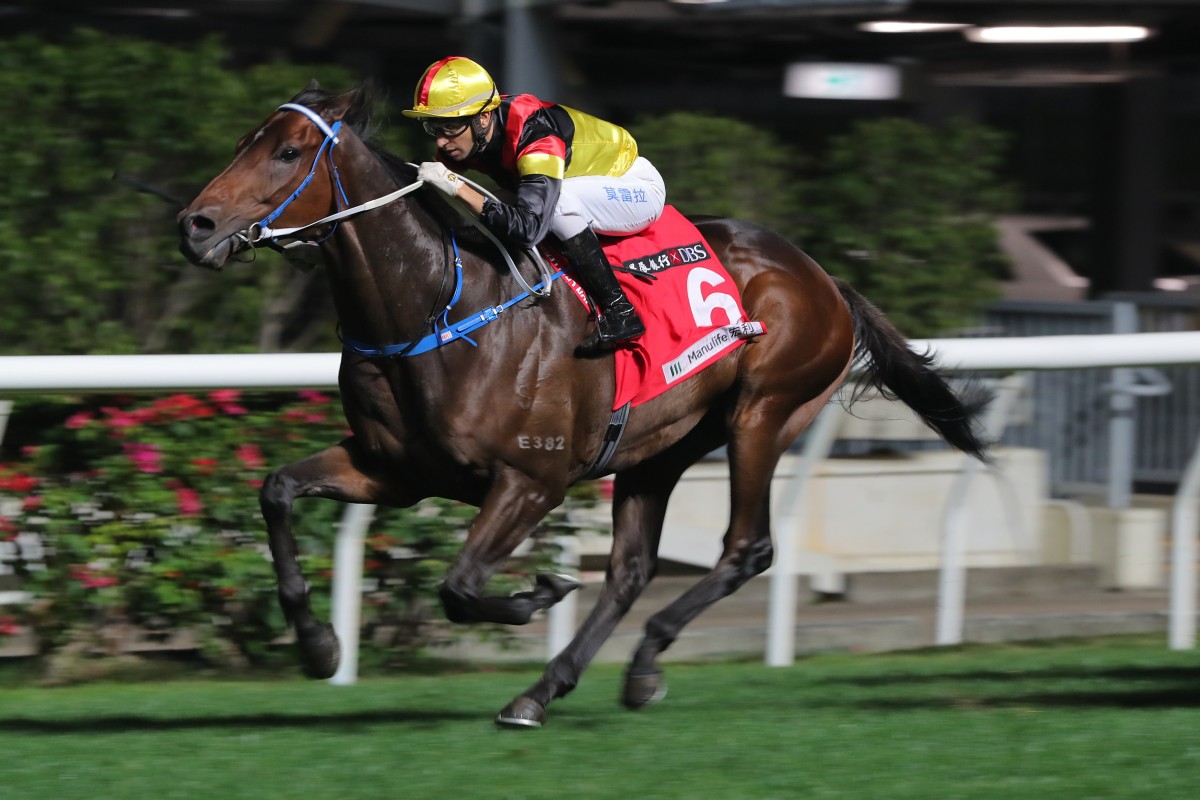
561,227,645,355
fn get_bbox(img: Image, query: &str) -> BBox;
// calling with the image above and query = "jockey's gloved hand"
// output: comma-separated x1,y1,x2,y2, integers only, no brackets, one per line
418,162,463,197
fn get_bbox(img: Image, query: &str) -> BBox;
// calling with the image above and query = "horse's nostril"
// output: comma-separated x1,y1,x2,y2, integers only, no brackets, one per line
183,213,216,240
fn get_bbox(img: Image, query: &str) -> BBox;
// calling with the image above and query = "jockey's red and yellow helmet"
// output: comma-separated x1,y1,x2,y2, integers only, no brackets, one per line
403,56,501,119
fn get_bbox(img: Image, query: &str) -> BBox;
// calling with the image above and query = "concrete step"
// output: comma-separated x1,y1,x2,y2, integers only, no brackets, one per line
840,564,1103,604
591,564,1105,611
431,565,1165,665
434,582,1170,665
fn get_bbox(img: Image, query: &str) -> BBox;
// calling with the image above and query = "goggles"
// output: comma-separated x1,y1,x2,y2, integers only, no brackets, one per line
422,118,472,139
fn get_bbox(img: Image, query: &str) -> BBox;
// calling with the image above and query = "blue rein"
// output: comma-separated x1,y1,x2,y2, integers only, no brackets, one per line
341,229,565,358
271,103,563,360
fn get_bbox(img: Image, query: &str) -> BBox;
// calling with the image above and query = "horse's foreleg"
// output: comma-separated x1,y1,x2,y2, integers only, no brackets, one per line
260,439,416,679
437,470,567,627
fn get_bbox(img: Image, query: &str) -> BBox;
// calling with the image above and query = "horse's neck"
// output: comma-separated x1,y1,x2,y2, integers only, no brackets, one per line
323,157,473,348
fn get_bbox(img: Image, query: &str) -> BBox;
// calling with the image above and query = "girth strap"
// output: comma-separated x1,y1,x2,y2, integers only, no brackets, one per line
582,402,631,480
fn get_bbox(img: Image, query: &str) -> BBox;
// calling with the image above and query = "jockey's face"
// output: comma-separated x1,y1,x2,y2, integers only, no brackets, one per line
434,110,492,162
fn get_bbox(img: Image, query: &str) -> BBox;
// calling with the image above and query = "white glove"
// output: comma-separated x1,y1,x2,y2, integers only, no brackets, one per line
418,161,464,197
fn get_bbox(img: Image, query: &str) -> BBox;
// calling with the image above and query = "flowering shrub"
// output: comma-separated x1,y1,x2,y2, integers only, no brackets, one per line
0,391,586,672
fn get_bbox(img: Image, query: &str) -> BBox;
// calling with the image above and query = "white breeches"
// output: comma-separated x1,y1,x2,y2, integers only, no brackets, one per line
550,157,667,240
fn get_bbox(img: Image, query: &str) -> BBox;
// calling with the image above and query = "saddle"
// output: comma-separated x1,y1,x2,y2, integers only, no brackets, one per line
546,206,766,410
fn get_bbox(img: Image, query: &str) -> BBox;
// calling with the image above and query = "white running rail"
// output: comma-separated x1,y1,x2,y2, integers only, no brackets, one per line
2,330,1199,682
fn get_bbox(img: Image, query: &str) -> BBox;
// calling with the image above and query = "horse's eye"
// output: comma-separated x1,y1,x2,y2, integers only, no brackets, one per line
278,146,301,163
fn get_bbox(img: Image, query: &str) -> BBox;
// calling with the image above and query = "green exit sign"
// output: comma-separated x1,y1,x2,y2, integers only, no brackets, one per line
784,63,903,100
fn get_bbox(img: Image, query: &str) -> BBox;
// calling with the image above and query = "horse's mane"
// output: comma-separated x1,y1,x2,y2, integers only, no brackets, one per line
291,84,419,186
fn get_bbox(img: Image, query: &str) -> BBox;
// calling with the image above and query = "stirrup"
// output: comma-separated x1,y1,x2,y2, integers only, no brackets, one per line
576,310,645,356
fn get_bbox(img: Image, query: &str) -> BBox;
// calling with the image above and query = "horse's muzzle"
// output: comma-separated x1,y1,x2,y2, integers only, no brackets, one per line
178,211,238,269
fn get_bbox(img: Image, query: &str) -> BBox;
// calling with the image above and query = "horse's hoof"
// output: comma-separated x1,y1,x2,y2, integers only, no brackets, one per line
495,696,547,729
623,670,667,710
536,572,582,602
297,622,341,680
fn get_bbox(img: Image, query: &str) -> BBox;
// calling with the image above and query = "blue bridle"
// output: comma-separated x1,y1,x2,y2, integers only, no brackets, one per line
250,103,350,245
265,102,564,358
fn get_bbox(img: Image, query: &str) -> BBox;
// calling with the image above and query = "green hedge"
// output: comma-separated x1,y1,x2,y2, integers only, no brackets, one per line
0,30,366,356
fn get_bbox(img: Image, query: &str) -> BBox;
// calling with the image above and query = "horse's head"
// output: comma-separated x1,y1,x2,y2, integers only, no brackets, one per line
178,82,368,270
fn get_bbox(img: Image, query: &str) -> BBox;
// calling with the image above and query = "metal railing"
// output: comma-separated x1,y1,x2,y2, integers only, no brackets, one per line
983,296,1200,496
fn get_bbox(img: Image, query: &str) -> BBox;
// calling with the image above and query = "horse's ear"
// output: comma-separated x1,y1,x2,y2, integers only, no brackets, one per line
325,87,359,121
306,79,321,92
328,85,376,132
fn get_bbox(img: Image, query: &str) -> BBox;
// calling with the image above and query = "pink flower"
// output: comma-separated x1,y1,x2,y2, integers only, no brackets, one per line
102,406,152,431
21,495,43,512
208,389,247,416
283,401,329,422
298,390,331,404
175,487,203,517
0,472,38,493
0,615,20,636
65,411,94,429
123,442,162,474
191,457,220,476
235,443,265,470
69,565,119,590
152,394,214,421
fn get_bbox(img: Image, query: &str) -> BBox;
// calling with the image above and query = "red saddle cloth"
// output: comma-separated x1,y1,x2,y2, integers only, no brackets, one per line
546,206,766,410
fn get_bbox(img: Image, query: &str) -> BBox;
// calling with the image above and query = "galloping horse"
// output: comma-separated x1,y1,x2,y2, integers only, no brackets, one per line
178,85,988,727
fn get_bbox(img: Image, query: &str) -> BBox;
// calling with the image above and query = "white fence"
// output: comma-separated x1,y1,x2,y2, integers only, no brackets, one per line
2,331,1200,683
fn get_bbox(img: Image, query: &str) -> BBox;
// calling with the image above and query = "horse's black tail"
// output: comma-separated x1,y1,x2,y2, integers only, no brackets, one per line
835,278,992,463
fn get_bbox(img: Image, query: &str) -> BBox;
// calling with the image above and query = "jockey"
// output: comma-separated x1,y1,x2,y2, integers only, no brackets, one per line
403,56,665,354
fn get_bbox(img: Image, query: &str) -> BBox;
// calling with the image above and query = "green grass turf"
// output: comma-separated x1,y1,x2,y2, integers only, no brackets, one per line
2,635,1199,799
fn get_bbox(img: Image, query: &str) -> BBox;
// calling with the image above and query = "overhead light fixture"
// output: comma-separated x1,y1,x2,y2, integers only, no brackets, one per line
859,21,970,34
965,25,1152,44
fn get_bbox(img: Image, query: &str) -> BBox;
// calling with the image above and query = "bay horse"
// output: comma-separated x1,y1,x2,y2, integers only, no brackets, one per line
177,84,988,727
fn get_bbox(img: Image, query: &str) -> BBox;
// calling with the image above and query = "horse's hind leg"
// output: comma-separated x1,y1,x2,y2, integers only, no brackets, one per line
260,438,418,679
623,386,843,708
496,446,702,727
